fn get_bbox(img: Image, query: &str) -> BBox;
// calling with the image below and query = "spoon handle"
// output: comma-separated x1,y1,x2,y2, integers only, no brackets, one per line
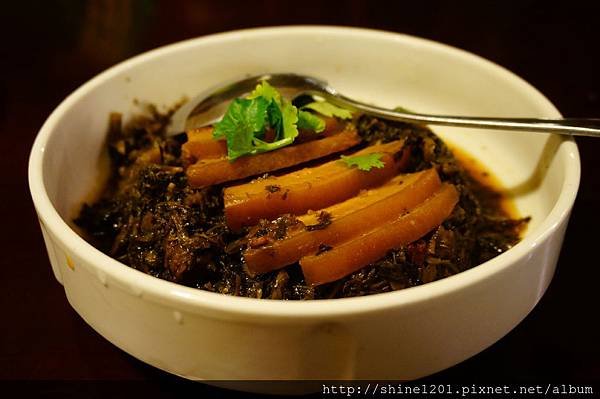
321,92,600,137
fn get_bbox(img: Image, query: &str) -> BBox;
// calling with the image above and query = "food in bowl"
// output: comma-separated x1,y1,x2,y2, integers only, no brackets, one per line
75,81,529,299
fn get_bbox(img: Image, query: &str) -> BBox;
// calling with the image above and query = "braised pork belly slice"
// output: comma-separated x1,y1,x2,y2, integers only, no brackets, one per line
186,128,361,189
224,139,410,231
244,168,441,273
300,183,459,286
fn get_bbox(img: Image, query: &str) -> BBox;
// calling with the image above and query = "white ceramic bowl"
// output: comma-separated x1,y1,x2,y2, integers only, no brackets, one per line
29,27,580,385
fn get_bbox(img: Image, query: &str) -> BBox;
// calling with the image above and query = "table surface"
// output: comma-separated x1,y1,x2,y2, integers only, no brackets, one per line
2,1,599,396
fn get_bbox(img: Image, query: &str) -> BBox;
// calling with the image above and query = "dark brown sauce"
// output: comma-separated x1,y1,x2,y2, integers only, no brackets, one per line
450,144,523,223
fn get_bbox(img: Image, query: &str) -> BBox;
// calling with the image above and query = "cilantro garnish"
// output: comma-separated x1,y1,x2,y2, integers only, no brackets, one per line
212,97,269,160
303,101,353,120
247,80,281,102
280,98,299,141
213,80,352,161
297,110,326,132
213,81,298,160
340,153,385,171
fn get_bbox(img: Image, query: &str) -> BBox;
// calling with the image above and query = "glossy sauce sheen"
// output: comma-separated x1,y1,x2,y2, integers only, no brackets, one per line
451,144,524,225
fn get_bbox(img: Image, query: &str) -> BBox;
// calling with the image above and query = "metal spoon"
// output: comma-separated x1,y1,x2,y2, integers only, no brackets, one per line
166,73,600,137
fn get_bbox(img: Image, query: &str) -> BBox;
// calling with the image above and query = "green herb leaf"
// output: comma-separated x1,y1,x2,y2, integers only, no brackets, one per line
247,80,281,103
252,136,294,152
251,98,298,154
280,99,299,141
303,101,353,120
393,105,412,113
213,97,269,160
266,100,283,138
297,110,326,132
213,81,327,161
340,153,385,171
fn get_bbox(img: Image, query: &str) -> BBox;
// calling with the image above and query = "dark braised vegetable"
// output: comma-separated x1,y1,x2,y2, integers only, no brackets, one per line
75,105,528,299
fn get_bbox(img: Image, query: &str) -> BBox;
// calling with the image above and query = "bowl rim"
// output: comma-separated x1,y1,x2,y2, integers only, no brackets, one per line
29,25,580,320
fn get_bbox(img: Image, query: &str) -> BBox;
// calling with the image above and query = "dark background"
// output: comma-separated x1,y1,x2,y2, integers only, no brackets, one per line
1,0,599,397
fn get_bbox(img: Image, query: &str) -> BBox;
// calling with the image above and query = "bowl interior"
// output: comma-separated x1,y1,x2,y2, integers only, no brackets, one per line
38,27,576,282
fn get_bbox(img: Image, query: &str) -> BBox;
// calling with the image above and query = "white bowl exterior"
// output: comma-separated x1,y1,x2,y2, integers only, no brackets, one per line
30,27,579,381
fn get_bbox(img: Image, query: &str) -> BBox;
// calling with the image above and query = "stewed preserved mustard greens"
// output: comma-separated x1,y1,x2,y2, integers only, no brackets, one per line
75,92,528,299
